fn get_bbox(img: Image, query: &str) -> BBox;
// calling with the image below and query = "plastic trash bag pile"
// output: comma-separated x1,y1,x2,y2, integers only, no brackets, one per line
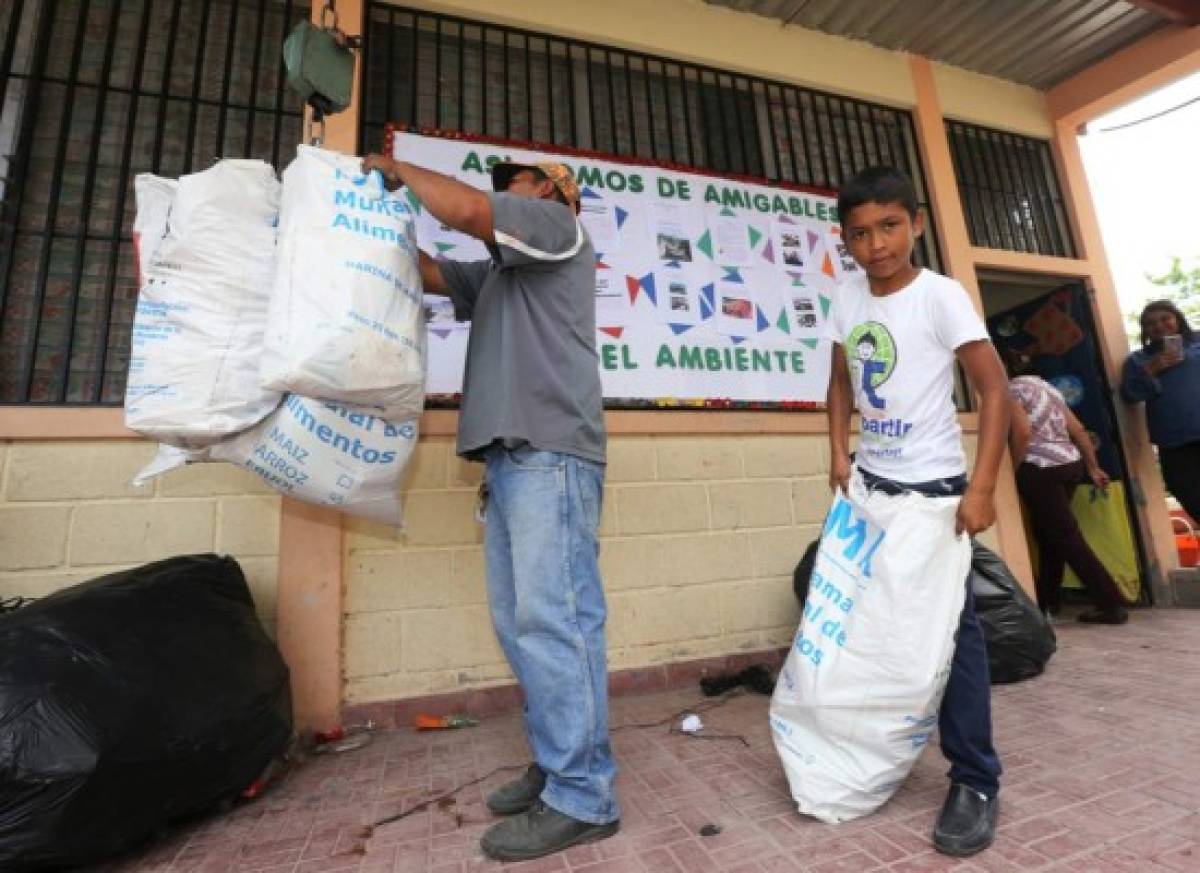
0,555,291,870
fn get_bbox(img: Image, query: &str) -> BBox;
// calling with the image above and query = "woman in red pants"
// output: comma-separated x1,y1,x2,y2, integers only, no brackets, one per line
1006,352,1130,624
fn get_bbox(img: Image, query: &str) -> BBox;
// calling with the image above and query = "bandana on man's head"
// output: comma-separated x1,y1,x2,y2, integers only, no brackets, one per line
491,161,581,212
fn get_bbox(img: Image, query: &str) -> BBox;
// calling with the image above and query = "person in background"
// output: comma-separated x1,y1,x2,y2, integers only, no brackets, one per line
1120,301,1200,525
1006,351,1131,623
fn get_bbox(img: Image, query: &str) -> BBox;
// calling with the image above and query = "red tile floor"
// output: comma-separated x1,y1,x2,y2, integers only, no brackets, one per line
99,608,1200,872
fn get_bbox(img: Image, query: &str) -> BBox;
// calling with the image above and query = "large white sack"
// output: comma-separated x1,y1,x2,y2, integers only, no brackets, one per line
131,175,176,285
261,145,425,419
135,395,417,526
769,470,970,824
125,162,282,447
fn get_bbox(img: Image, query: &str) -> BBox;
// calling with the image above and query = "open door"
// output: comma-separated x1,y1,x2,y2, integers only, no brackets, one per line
981,275,1148,605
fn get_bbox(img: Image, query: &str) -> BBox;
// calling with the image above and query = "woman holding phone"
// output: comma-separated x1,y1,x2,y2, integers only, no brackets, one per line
1121,301,1200,524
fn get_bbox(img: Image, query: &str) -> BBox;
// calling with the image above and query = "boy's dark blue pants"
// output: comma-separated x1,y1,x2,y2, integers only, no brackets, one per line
859,467,1003,799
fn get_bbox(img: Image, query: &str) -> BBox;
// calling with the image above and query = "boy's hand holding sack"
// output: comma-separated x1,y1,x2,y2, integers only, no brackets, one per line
770,470,971,823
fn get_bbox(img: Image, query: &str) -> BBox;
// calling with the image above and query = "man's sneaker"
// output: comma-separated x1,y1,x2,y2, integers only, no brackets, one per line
481,800,619,861
485,764,546,815
933,783,998,857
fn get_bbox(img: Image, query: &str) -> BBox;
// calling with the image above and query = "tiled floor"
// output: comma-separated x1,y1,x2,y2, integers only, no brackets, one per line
99,608,1200,872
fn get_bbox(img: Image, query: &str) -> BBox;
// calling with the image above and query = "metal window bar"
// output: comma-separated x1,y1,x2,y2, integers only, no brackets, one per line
361,3,940,271
946,120,1077,258
0,0,309,404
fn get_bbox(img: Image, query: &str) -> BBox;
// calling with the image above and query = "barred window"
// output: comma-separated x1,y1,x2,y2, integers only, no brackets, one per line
946,121,1077,258
0,0,308,405
361,4,941,271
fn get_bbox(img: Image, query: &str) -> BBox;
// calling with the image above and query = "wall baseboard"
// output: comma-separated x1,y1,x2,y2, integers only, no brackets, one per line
342,646,789,730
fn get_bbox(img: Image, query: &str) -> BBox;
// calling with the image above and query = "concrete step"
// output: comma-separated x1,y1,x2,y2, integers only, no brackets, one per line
1169,567,1200,607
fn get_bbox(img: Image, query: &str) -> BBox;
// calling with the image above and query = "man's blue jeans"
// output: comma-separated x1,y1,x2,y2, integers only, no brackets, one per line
483,445,619,825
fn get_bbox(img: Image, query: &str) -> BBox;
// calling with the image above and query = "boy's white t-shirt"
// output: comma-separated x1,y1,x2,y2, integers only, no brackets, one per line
824,268,990,482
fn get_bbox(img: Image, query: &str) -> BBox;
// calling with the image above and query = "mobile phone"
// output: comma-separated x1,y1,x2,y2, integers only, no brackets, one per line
1164,334,1183,356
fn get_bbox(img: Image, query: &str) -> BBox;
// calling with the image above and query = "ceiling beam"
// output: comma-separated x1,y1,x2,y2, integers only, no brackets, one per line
1126,0,1200,25
1046,23,1200,124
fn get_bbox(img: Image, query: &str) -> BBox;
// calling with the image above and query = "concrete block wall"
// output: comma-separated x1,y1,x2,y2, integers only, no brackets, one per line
0,440,282,634
342,432,990,704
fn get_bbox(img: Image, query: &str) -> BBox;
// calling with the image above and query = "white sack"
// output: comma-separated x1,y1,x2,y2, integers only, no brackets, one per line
135,396,418,526
770,469,970,823
131,175,176,284
261,145,425,419
124,162,282,447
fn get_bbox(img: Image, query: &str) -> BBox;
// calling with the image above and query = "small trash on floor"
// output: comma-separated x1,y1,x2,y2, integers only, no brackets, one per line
699,664,775,697
414,713,480,730
679,713,704,734
242,736,306,799
699,824,722,837
313,732,373,754
312,721,376,754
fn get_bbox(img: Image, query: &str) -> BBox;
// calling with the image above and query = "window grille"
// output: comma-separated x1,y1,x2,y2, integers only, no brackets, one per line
0,0,309,404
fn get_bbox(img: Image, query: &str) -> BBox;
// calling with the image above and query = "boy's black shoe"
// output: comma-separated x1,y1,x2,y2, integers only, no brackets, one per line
933,783,998,857
1077,607,1129,625
485,763,546,815
480,800,619,861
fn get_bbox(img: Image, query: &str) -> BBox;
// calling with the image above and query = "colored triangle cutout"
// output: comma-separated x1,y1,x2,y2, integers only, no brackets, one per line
435,242,456,254
756,306,770,332
822,253,835,278
697,230,713,260
581,186,602,199
807,230,820,250
801,339,819,350
730,336,746,345
761,240,774,263
615,206,628,229
626,275,641,303
748,225,763,248
819,294,831,317
722,267,743,283
777,214,796,225
431,328,452,340
669,323,693,335
720,206,737,217
701,283,716,313
640,272,658,306
599,326,624,339
776,310,791,334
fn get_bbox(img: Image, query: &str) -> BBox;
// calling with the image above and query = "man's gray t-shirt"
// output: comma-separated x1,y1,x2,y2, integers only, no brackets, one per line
438,192,606,464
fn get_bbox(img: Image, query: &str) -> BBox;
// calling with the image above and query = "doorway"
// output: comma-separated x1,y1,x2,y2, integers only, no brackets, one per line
979,271,1149,605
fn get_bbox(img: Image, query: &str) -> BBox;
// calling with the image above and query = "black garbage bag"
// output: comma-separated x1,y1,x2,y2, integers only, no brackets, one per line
970,541,1056,684
793,539,820,606
792,539,1056,684
0,554,291,870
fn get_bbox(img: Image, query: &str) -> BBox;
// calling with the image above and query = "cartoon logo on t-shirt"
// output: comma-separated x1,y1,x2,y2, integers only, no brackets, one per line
846,321,897,411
